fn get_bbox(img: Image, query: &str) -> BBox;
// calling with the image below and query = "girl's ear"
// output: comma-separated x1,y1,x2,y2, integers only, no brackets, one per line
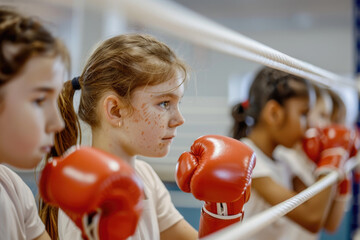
103,94,124,127
262,100,285,127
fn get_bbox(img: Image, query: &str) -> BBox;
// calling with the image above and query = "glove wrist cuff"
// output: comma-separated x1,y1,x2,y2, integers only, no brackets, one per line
82,212,101,240
314,167,345,180
202,206,244,220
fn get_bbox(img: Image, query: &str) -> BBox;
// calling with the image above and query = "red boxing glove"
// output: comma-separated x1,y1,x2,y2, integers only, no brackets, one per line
338,128,359,200
39,147,144,240
336,174,352,201
350,127,360,158
176,135,256,238
303,125,357,178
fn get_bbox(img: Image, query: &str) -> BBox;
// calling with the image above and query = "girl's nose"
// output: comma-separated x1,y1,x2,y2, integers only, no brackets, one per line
47,104,65,133
169,109,185,128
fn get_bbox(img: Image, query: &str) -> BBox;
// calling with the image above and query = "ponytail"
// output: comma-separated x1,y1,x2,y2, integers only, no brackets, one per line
54,79,82,154
38,79,81,240
231,100,255,139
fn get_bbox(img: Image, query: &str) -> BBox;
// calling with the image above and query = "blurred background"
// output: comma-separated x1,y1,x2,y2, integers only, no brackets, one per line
3,0,357,239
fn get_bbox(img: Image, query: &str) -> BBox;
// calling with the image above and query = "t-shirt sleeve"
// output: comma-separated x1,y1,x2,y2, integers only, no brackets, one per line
141,162,183,232
16,174,46,239
58,209,83,240
251,155,274,178
240,140,273,178
155,177,183,232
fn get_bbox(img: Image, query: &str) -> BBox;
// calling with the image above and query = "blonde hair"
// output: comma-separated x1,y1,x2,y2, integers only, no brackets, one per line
39,33,188,239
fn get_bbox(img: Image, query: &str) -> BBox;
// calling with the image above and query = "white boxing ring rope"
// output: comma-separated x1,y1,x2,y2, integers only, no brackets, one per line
202,157,360,240
111,0,355,89
46,0,356,88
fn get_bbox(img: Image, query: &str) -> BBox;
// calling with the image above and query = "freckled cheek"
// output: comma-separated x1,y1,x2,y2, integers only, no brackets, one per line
137,127,157,143
140,105,150,115
139,129,151,138
145,113,166,128
138,130,159,151
156,113,166,128
132,109,144,123
158,142,166,148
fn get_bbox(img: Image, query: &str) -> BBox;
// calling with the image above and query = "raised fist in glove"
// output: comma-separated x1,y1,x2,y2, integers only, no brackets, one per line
176,135,256,237
302,125,357,178
39,146,144,240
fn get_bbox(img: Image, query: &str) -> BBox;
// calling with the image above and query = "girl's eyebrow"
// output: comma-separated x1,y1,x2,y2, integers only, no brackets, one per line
153,93,184,99
32,87,54,93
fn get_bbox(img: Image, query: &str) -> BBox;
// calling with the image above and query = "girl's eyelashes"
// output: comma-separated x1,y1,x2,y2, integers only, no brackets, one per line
159,101,170,109
302,108,310,116
33,97,46,106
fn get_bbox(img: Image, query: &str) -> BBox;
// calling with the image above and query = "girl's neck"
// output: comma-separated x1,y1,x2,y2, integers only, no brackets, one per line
248,126,277,159
91,128,136,168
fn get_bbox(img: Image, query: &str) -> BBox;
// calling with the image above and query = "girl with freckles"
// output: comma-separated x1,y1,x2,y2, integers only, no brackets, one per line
39,34,198,240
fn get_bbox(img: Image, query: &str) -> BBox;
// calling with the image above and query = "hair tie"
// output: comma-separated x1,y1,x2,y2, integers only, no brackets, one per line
241,99,250,109
71,77,81,90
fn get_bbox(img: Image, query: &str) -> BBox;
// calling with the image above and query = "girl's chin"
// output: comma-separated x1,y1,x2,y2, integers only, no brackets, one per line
146,150,170,158
138,145,171,158
8,156,42,170
152,152,169,158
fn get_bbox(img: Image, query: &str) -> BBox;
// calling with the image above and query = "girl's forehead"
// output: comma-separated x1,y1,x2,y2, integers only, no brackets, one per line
11,56,66,89
285,97,310,110
137,77,185,96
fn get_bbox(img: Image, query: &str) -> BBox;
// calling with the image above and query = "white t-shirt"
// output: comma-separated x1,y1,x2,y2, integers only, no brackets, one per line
273,145,319,240
58,159,183,240
0,164,45,240
242,138,316,240
274,145,316,186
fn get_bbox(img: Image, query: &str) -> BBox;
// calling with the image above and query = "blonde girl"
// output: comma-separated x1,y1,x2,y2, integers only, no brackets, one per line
39,34,198,240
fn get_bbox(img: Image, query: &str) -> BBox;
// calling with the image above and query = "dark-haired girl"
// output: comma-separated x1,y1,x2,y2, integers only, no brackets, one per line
232,67,342,240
